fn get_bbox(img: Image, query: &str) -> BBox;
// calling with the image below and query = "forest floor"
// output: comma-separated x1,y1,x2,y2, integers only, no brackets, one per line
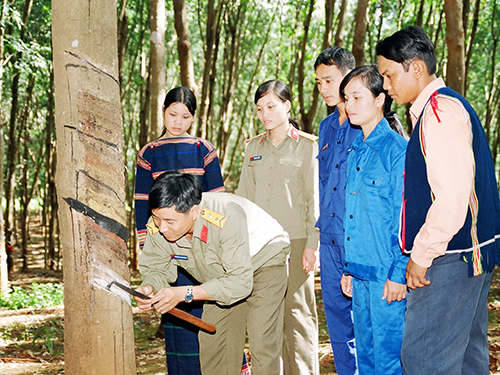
0,218,336,374
2,218,500,374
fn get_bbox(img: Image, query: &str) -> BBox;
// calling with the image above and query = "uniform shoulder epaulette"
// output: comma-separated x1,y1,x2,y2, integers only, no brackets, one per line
298,130,318,142
245,132,267,145
146,220,159,235
200,208,227,229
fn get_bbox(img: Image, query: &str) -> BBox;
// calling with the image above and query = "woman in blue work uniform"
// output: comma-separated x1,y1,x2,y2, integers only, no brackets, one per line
339,65,408,375
238,79,320,375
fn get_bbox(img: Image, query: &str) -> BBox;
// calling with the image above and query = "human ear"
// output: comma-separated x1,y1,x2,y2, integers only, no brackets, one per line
285,100,292,113
411,59,426,80
190,205,199,220
375,93,385,109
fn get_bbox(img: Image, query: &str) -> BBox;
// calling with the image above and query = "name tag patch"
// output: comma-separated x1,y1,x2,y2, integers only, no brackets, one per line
170,254,188,260
250,155,262,161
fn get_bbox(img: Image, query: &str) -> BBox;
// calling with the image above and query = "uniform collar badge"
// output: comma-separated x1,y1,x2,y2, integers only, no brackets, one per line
200,225,208,243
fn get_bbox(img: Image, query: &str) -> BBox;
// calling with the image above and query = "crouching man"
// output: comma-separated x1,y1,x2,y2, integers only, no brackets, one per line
135,171,290,375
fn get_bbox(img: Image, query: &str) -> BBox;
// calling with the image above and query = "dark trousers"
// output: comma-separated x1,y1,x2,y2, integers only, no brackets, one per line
320,244,357,375
163,268,203,375
401,253,492,375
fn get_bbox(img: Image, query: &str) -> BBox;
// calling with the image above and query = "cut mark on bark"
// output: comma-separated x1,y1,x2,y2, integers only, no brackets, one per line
63,124,119,151
62,197,129,242
65,50,119,85
94,275,132,305
76,169,124,205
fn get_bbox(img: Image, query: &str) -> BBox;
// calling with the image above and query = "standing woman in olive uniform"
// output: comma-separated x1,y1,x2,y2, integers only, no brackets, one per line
238,80,320,375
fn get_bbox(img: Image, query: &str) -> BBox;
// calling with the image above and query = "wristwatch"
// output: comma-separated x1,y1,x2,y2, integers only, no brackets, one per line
185,285,194,303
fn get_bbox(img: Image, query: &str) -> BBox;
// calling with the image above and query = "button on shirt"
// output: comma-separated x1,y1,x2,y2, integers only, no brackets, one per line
343,119,408,284
316,108,361,247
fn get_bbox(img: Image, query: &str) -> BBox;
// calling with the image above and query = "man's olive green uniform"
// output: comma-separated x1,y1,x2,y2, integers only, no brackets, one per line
139,193,290,375
239,126,320,375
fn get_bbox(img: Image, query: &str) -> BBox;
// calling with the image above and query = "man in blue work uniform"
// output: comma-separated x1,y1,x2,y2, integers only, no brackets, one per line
314,47,359,375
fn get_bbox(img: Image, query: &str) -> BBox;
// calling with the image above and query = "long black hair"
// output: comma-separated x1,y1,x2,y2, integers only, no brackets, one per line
254,80,300,130
160,87,197,137
339,65,406,137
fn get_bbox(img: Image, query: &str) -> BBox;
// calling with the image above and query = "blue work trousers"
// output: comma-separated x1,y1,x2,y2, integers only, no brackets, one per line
320,244,357,375
401,253,492,375
352,278,405,375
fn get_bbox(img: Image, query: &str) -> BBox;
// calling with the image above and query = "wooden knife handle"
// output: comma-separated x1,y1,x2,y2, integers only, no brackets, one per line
168,307,216,333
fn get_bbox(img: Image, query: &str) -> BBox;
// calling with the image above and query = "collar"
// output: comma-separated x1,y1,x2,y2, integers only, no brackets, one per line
351,118,391,152
409,77,446,128
329,107,351,130
263,124,298,143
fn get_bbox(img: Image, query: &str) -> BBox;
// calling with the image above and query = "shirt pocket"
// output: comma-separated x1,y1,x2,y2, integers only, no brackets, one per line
246,156,265,177
362,175,390,198
279,157,303,182
317,146,332,183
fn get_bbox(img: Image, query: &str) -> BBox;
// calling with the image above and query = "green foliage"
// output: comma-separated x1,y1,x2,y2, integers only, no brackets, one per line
3,0,500,262
32,323,56,354
0,282,64,310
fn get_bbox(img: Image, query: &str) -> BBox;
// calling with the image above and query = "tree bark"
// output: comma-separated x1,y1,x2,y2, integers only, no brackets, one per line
52,0,136,372
0,0,8,295
484,1,498,142
44,71,58,270
149,0,166,141
216,1,248,162
323,0,336,48
352,0,369,66
464,0,481,95
195,0,225,138
415,0,425,26
297,0,319,133
334,0,348,47
444,0,466,95
18,78,35,271
4,0,34,251
117,0,128,86
173,0,197,94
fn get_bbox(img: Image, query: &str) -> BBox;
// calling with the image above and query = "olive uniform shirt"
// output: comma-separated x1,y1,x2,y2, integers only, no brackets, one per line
139,192,290,306
238,126,319,249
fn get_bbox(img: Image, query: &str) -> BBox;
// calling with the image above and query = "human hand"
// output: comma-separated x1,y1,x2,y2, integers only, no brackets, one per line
150,287,185,315
134,284,156,311
382,279,407,304
340,274,353,297
302,248,319,274
406,258,431,289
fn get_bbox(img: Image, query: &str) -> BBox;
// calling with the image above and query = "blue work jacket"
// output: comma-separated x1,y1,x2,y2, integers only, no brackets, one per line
344,118,409,284
316,109,361,248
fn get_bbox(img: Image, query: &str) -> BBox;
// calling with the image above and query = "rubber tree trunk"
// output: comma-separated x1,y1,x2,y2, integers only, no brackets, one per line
444,0,466,95
0,0,9,295
51,0,136,374
149,0,166,141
